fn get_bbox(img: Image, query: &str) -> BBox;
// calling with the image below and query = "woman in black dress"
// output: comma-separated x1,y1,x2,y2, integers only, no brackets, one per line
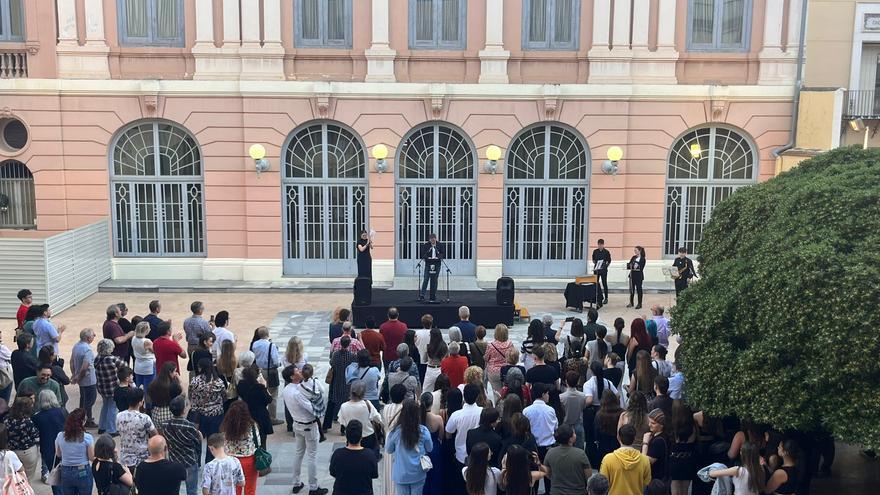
627,245,646,309
356,230,373,279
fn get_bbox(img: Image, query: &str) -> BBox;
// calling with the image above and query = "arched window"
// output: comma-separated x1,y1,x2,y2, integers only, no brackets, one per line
282,121,368,276
504,123,590,276
0,160,35,229
110,121,205,256
664,125,757,256
396,123,477,275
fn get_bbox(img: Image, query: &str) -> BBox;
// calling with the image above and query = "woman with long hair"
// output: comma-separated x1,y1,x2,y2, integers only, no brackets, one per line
5,395,40,479
462,366,490,407
32,390,65,489
626,318,653,373
610,317,628,358
283,336,307,370
464,442,501,495
582,361,617,466
387,399,433,494
147,361,182,426
499,444,546,495
188,357,226,463
668,400,697,495
356,229,373,279
131,321,155,389
485,324,514,401
642,408,669,481
421,392,444,495
626,245,646,309
587,325,610,365
628,350,658,399
498,394,523,439
323,336,357,432
192,332,214,371
594,389,623,468
54,408,95,495
216,340,238,383
430,374,451,415
562,318,587,363
91,434,133,495
520,320,545,371
221,401,259,495
763,439,800,495
235,365,274,448
423,328,448,394
709,441,767,495
382,384,407,495
618,390,651,451
499,413,538,466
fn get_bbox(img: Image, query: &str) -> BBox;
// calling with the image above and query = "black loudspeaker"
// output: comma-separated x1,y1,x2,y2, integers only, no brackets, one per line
353,277,372,306
496,277,515,306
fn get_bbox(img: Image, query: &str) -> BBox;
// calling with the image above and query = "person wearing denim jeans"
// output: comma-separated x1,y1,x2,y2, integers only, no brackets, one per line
55,409,96,495
71,329,98,428
162,396,202,495
94,339,125,435
282,365,326,495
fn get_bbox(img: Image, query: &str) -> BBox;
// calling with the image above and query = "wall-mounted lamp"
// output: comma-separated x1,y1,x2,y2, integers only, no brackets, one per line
249,144,270,176
484,145,502,174
849,118,869,149
372,144,389,173
602,146,623,175
689,142,702,159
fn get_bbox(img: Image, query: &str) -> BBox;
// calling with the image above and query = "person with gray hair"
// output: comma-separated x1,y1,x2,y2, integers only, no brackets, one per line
330,320,365,354
338,379,383,452
542,314,560,344
103,304,134,362
95,338,126,435
455,306,477,343
70,327,98,427
441,340,469,388
387,356,421,400
33,389,65,483
587,473,610,495
448,325,470,362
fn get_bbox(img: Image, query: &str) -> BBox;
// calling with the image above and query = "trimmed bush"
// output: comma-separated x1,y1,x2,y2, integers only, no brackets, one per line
672,146,880,447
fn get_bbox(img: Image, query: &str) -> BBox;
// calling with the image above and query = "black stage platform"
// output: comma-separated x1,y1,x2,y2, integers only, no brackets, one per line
352,289,515,329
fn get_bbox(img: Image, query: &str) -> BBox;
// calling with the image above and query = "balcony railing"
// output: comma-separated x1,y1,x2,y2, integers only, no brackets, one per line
844,90,880,119
0,49,28,78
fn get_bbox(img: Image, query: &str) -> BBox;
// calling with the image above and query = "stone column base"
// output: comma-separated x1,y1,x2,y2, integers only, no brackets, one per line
365,47,397,82
587,48,633,84
630,49,679,84
56,43,110,79
757,49,797,85
192,43,243,80
478,48,510,84
238,42,286,80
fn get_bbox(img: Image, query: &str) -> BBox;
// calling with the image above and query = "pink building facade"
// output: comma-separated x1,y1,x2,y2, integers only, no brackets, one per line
0,0,800,284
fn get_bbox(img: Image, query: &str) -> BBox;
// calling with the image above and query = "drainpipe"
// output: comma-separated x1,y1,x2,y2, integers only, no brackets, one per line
772,0,810,157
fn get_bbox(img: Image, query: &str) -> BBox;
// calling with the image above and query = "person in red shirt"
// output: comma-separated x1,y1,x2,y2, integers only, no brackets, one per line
15,289,32,330
441,341,469,388
359,317,386,368
152,320,187,372
379,308,407,364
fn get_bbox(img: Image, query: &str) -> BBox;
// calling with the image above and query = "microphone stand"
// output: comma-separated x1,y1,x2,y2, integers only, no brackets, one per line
441,257,452,303
415,258,422,302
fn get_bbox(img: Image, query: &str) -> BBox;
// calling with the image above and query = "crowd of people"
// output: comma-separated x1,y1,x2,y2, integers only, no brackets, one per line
1,289,828,495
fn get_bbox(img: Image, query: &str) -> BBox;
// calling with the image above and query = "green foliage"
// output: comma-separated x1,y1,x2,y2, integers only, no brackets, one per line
671,146,880,447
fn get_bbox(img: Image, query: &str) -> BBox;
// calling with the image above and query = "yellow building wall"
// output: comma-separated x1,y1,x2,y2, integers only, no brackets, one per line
804,1,857,88
796,90,843,150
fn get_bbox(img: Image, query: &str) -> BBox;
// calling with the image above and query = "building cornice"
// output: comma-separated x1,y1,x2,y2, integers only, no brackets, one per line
0,79,796,101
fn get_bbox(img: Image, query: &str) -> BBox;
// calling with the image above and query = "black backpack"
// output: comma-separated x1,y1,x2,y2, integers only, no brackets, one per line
566,336,586,360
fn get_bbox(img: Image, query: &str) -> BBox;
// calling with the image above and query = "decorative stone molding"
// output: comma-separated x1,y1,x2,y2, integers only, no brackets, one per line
543,85,561,118
25,41,39,56
0,107,13,118
315,93,331,117
139,95,159,117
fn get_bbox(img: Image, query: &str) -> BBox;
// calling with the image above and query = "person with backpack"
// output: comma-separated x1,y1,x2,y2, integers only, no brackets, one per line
282,364,329,495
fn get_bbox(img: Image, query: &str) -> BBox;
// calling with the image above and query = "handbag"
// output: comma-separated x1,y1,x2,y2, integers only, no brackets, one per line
265,344,280,389
419,455,433,471
324,367,334,385
366,401,385,447
0,365,12,390
1,452,34,495
46,454,61,487
251,426,272,477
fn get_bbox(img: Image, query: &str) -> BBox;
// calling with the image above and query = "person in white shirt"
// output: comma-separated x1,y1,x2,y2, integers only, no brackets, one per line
281,364,326,495
414,314,433,378
211,311,235,358
522,382,558,494
445,384,484,466
338,381,383,452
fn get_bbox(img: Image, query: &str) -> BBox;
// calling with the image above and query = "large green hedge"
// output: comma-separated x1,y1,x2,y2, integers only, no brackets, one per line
672,146,880,447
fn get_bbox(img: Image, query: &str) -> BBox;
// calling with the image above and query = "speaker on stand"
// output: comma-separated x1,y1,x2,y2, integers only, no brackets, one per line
353,277,372,306
496,277,515,306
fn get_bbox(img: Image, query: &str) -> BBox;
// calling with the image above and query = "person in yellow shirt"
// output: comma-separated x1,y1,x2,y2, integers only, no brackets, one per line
599,424,652,495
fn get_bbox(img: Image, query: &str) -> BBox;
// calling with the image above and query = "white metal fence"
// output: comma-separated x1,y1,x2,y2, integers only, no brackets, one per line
1,220,111,317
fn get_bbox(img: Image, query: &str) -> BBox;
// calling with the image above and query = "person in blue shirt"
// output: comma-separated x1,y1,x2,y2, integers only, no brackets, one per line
455,306,477,343
33,305,65,356
668,361,685,401
386,398,433,495
250,326,283,425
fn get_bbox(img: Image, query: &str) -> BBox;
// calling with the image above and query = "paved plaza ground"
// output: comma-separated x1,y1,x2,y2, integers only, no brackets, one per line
1,290,874,494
